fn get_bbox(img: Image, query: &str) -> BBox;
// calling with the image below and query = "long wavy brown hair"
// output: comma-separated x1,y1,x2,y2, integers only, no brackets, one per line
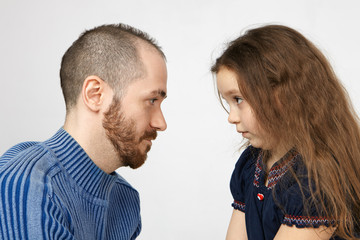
212,25,360,239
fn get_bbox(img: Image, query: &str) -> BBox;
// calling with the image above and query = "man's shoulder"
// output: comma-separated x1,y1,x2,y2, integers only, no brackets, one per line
0,141,39,165
0,141,74,239
0,141,60,181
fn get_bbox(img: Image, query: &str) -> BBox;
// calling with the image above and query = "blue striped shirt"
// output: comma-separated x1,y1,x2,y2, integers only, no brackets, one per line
0,128,141,239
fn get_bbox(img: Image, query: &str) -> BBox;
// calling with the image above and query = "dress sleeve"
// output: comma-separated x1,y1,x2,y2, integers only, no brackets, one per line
230,146,258,212
278,169,334,228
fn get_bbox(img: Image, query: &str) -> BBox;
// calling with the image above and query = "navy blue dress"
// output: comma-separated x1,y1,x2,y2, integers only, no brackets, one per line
230,146,343,240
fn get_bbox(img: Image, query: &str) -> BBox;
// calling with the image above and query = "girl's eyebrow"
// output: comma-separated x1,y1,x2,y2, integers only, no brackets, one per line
223,89,240,96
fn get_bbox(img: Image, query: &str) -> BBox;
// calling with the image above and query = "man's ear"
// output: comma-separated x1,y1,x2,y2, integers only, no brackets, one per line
81,75,109,112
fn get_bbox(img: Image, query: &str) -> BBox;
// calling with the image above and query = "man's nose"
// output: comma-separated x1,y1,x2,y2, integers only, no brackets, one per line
150,109,167,131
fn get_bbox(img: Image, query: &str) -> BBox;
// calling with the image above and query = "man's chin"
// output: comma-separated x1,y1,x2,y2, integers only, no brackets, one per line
128,160,146,169
126,153,148,169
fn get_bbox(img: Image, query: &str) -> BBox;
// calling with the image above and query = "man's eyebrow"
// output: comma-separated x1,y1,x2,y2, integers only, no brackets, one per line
151,89,167,99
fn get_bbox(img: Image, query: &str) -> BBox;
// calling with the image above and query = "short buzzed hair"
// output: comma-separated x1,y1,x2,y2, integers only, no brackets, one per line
60,23,165,111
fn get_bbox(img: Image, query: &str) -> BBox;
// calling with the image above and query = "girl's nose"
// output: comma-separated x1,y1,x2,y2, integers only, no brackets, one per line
228,108,240,124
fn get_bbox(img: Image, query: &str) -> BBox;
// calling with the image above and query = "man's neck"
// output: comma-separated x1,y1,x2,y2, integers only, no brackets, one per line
63,112,123,174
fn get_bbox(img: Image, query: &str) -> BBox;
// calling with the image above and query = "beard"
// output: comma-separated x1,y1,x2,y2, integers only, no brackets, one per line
102,98,157,169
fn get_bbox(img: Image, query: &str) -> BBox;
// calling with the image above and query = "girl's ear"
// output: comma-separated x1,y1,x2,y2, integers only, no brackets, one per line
273,88,283,110
81,75,107,112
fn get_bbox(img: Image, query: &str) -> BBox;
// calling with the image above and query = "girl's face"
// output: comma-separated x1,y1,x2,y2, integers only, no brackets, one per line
216,68,269,150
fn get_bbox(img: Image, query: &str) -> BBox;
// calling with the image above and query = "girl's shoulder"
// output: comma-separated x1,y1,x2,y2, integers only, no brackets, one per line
230,146,260,203
234,145,261,171
273,156,337,229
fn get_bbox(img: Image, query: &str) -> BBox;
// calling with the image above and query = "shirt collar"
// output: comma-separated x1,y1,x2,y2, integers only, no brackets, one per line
44,128,117,199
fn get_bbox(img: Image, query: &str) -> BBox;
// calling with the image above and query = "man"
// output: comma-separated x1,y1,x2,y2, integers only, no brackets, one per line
0,24,167,239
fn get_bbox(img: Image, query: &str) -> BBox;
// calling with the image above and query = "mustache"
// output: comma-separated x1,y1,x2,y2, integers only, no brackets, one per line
139,129,157,142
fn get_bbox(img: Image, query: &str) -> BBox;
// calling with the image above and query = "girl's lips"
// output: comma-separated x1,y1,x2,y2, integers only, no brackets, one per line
237,130,248,134
239,131,249,137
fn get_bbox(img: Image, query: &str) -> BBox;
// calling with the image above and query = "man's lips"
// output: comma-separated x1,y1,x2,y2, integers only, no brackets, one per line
139,131,157,142
144,139,152,146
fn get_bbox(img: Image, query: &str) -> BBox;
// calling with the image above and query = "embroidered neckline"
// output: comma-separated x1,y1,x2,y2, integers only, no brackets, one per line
253,149,299,189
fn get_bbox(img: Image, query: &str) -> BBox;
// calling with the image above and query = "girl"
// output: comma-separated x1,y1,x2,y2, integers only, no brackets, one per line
212,25,360,240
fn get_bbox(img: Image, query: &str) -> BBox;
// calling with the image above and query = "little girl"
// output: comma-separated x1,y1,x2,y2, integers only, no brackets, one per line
212,25,360,240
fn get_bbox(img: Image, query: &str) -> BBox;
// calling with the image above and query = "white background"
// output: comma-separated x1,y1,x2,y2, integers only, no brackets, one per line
1,0,359,239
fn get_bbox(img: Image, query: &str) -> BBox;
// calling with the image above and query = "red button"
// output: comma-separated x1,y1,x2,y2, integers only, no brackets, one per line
257,193,264,201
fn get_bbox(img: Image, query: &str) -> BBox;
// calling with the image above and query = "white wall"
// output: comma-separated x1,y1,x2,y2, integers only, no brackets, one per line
1,0,359,239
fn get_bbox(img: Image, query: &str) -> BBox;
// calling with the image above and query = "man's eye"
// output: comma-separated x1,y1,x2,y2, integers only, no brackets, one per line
150,98,158,104
235,97,243,104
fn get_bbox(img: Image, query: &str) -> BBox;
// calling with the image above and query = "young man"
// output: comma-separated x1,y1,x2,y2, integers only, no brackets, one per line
0,24,167,239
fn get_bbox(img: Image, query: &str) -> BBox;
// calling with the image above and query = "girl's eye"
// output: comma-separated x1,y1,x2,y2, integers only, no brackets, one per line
235,97,243,104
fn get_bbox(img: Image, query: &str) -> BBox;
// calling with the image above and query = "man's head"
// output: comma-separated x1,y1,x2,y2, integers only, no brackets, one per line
102,44,167,169
60,23,165,111
61,24,167,171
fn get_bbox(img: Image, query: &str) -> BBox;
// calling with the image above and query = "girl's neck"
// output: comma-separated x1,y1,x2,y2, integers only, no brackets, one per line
265,145,290,172
263,145,290,187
